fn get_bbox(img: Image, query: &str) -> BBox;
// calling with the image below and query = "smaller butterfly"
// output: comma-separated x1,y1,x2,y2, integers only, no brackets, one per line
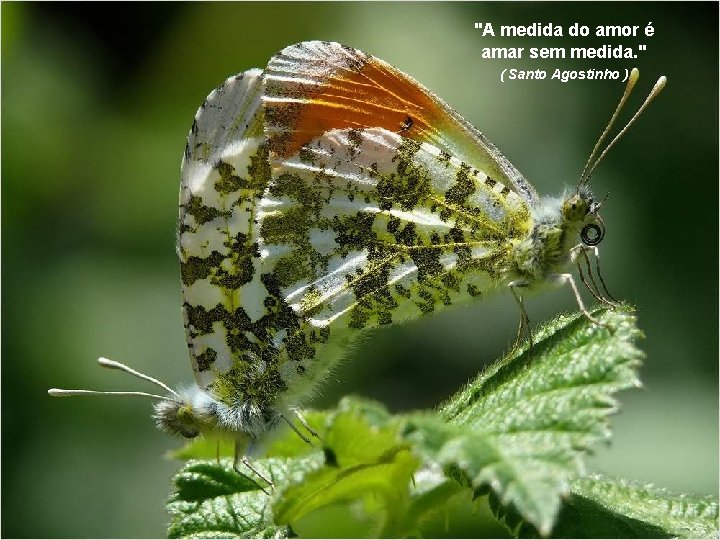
49,42,665,490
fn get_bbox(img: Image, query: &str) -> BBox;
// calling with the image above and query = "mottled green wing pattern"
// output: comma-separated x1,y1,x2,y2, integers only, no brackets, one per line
178,69,276,394
261,127,531,337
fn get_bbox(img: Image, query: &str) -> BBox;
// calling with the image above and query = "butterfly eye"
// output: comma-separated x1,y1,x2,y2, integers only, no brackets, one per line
581,223,604,246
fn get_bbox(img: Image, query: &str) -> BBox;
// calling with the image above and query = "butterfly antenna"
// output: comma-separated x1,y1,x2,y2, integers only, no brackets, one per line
48,388,173,401
578,68,639,187
97,357,181,398
48,357,182,402
581,72,667,187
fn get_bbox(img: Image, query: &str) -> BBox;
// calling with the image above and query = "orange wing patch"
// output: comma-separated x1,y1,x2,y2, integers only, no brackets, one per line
262,41,537,204
263,43,456,158
288,58,443,155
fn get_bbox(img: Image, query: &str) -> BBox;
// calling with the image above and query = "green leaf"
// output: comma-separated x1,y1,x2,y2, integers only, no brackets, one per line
167,457,322,538
167,308,718,538
273,398,421,537
551,474,719,539
437,307,643,535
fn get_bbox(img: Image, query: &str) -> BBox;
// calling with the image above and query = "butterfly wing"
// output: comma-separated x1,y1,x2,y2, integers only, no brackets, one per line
177,43,536,414
178,69,271,392
262,41,538,204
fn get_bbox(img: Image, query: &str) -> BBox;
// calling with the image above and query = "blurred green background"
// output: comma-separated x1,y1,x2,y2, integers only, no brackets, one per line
3,2,717,537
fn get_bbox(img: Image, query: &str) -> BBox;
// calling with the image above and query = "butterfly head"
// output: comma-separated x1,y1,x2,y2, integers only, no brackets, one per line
153,395,203,439
562,186,607,248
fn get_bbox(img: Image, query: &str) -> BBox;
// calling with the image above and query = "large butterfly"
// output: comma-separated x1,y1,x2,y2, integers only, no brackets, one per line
176,41,542,443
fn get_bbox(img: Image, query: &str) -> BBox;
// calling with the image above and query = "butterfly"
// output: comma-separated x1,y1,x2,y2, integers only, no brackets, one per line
50,41,665,487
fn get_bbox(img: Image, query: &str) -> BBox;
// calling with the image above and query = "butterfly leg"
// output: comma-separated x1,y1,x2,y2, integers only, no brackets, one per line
571,244,605,304
291,409,320,440
280,413,315,445
570,245,619,307
233,440,273,494
587,245,620,305
509,280,533,350
551,273,613,332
